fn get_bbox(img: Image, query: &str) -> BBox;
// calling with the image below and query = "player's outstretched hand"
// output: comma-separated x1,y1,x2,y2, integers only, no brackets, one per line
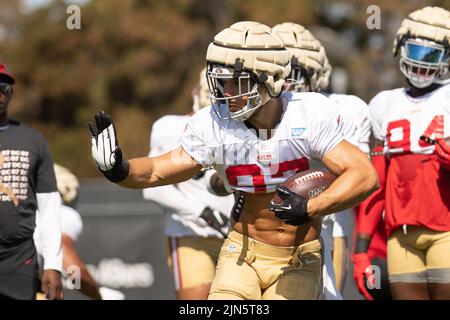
88,111,129,183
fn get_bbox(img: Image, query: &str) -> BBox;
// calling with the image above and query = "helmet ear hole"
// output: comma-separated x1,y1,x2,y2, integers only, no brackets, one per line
273,73,280,82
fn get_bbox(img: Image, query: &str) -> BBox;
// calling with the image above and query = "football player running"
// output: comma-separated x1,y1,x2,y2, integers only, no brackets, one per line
367,7,450,300
88,21,378,300
272,22,370,299
143,69,234,300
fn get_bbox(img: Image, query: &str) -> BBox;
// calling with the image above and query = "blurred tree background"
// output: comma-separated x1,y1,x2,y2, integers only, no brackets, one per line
0,0,449,176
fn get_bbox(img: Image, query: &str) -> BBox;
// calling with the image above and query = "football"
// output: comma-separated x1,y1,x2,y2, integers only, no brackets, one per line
272,169,337,204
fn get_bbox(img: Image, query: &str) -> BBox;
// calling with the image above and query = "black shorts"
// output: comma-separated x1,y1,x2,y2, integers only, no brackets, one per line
0,239,39,300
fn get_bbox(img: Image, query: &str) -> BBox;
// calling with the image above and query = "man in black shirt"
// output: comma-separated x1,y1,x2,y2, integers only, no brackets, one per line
0,63,63,300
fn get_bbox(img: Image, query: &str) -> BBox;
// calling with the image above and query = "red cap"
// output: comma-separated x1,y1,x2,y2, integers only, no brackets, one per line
0,64,15,84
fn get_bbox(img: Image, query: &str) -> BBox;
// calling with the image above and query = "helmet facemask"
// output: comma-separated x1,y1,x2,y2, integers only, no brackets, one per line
207,63,267,122
399,38,449,88
284,64,313,92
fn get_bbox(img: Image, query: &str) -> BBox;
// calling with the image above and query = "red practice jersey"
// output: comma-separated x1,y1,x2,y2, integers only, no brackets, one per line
369,84,450,236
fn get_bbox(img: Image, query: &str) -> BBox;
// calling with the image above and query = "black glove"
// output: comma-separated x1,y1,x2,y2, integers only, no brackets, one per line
199,207,230,237
269,186,311,226
88,111,129,183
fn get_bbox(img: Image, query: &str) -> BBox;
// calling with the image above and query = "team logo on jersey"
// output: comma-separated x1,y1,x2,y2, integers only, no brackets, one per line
256,153,272,164
291,127,306,138
256,141,273,165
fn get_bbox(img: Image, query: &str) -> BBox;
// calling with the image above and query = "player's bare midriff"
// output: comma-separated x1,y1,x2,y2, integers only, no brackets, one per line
231,192,321,247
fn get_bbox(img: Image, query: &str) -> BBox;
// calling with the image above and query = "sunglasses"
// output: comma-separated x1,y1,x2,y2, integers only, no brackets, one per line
0,82,12,96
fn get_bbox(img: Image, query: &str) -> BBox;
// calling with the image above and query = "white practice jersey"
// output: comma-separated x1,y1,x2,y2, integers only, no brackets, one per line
369,84,450,155
181,92,345,194
329,93,371,154
34,205,83,255
143,115,234,239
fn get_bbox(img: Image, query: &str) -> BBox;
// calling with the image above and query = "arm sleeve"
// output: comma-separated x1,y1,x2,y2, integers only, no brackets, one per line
36,192,63,271
355,146,386,236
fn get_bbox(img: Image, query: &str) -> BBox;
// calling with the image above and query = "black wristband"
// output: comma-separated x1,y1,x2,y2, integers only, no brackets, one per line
354,237,371,254
103,159,129,183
